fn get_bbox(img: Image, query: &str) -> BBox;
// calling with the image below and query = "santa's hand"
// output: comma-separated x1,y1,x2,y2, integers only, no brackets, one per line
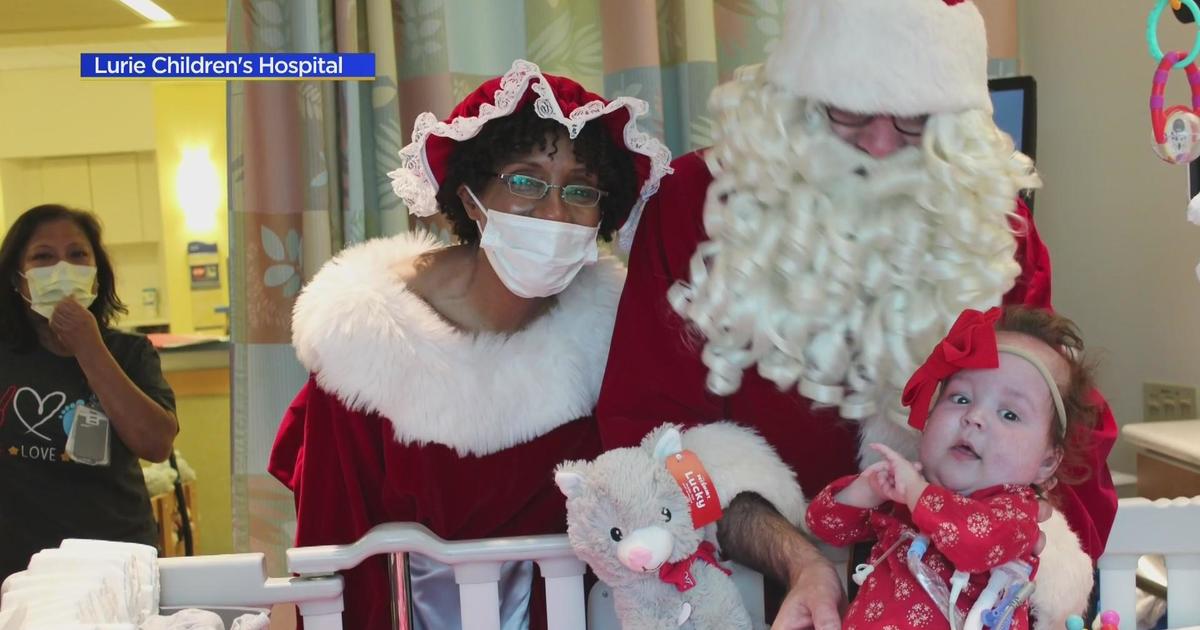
771,556,843,630
869,443,928,509
1034,497,1052,555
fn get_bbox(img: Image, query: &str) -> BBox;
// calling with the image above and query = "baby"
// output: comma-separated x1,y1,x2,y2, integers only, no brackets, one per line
806,306,1098,630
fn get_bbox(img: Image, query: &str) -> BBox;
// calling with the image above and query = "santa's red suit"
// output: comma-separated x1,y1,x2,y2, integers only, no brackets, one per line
269,233,623,630
595,150,1119,562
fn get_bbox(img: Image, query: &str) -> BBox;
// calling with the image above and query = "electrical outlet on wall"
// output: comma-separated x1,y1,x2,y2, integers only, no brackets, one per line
1143,382,1199,421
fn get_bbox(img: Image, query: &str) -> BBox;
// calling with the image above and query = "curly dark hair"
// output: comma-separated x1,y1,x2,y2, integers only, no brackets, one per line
434,103,639,244
0,204,127,352
996,305,1100,487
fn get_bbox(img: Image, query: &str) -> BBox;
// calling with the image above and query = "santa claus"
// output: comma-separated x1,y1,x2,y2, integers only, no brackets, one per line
596,1,1117,628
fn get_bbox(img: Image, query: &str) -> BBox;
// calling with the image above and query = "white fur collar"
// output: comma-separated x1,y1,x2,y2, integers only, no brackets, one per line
291,231,626,457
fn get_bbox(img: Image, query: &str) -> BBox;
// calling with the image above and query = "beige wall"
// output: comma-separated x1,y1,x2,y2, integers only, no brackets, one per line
0,66,156,160
151,81,230,334
1020,1,1200,474
978,0,1018,59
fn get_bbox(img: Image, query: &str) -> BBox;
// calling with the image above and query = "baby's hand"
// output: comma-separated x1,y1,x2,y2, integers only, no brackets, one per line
865,459,900,502
869,443,929,510
835,460,892,508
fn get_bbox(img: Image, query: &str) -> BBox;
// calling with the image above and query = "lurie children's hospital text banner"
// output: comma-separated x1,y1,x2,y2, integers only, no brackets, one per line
81,53,375,80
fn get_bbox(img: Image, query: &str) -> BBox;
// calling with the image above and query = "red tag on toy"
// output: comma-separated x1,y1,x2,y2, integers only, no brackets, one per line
666,450,723,528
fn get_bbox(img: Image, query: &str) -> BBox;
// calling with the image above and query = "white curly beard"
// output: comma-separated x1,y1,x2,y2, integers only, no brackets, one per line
669,65,1041,434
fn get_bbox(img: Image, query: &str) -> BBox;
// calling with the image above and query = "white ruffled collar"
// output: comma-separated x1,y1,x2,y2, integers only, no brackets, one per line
291,231,625,456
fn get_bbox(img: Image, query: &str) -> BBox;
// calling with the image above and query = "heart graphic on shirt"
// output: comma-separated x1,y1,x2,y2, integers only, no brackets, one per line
12,387,65,442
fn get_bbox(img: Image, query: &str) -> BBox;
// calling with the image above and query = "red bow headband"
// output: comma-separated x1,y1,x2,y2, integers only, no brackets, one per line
902,307,1067,435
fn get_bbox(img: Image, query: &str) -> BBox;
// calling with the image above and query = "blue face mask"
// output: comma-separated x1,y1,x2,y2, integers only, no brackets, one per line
20,261,98,319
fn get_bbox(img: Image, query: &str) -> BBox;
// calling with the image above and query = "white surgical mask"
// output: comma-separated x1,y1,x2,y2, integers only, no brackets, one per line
20,261,98,319
466,187,600,298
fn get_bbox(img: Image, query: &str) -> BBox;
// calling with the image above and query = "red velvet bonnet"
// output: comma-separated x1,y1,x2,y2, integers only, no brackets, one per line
389,59,672,249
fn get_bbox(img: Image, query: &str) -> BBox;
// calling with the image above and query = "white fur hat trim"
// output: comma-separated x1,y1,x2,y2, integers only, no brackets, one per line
765,0,992,117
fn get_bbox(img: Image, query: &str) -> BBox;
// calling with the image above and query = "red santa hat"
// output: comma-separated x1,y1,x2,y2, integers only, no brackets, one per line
389,59,672,249
765,0,992,117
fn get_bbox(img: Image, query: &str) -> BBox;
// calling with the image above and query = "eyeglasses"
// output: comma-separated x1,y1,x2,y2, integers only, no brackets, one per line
825,106,929,137
493,173,608,208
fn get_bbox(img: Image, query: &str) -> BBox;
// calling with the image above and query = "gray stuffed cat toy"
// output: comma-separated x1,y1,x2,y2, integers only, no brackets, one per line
555,423,759,629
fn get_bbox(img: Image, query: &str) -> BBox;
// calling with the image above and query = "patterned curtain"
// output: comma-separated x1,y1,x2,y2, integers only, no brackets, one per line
227,0,789,573
227,0,409,572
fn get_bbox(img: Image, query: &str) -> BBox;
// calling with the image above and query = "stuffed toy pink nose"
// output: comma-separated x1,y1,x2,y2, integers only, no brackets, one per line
626,547,652,569
616,525,673,572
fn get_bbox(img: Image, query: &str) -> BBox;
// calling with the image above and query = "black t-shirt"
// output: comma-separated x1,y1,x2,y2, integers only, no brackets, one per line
0,330,175,580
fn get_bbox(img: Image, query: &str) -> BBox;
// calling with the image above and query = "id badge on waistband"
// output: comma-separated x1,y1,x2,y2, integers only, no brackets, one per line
66,405,111,466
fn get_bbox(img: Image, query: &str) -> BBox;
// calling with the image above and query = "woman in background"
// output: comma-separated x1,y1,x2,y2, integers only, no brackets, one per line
0,204,178,582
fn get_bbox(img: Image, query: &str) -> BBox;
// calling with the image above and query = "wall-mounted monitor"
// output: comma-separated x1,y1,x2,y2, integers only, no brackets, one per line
989,76,1037,160
989,76,1038,209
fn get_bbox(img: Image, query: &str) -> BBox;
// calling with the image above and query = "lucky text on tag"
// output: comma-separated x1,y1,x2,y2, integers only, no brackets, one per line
665,450,723,528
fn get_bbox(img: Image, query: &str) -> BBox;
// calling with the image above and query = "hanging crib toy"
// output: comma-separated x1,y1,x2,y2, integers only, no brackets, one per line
1147,0,1200,164
1148,0,1200,264
1149,51,1200,164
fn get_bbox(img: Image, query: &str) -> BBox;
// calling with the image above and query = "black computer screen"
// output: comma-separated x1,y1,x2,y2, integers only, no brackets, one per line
988,76,1037,160
989,76,1038,209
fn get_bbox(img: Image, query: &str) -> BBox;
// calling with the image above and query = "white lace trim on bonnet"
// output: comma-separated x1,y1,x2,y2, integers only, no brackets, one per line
387,58,672,251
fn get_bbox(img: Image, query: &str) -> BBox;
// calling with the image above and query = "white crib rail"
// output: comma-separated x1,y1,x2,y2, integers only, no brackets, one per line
1098,496,1200,630
155,497,1196,630
287,522,587,630
157,553,344,628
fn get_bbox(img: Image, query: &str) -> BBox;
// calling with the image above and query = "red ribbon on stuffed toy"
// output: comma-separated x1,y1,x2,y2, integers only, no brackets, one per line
902,307,1002,430
658,540,731,592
